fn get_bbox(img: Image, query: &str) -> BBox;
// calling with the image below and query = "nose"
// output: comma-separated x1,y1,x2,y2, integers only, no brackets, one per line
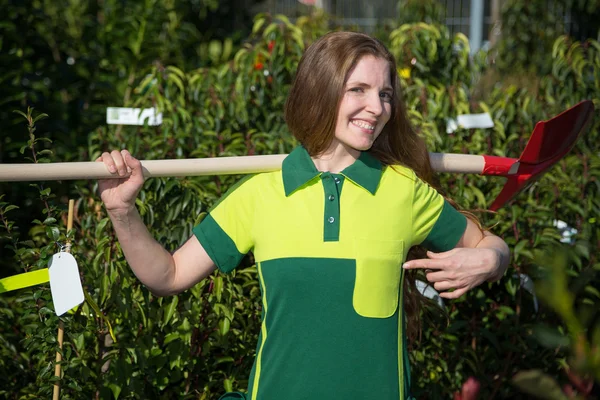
365,92,384,116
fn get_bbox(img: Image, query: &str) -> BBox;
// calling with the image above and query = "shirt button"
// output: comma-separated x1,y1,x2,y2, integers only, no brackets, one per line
334,178,340,184
328,195,335,201
328,217,335,223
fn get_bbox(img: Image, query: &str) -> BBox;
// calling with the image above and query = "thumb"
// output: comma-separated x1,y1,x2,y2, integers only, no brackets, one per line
121,150,143,177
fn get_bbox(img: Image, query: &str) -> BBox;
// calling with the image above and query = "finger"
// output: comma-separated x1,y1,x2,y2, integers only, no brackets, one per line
101,152,118,174
425,270,450,282
433,281,454,292
426,249,459,259
110,149,127,177
439,287,468,299
403,258,448,270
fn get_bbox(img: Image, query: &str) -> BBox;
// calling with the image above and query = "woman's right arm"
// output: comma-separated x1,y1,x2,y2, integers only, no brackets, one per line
98,150,215,297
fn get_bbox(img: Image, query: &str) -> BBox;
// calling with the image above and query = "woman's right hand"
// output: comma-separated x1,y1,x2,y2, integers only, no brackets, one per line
97,149,145,213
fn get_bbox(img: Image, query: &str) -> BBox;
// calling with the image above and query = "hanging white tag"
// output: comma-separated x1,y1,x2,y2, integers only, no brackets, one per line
48,252,84,316
106,107,163,126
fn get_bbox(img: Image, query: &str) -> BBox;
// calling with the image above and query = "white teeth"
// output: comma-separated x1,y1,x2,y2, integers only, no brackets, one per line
351,120,375,130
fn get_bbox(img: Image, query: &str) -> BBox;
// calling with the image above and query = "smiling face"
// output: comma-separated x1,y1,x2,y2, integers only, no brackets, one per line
329,55,393,158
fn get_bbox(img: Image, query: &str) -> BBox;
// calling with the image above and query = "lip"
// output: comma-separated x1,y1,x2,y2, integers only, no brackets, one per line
350,119,377,134
352,118,377,126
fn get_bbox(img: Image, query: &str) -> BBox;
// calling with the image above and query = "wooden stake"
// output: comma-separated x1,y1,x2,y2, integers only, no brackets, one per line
52,199,74,400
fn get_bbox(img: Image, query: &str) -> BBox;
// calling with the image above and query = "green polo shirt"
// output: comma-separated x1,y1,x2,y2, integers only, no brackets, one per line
193,146,467,400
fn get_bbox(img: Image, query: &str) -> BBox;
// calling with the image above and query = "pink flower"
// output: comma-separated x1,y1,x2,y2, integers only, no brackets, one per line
453,377,481,400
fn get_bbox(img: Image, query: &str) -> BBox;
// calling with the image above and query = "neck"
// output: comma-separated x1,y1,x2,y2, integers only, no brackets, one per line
311,141,360,173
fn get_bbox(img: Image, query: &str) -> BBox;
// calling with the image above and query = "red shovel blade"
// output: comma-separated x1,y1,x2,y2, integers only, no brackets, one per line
490,100,595,211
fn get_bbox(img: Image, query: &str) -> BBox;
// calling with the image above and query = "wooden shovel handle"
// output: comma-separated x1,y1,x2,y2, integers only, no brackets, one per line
0,153,500,182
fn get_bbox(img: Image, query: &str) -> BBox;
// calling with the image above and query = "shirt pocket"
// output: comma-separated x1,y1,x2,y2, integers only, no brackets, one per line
352,238,404,318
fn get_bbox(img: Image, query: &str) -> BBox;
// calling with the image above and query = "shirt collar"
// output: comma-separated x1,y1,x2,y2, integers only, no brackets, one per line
282,146,383,196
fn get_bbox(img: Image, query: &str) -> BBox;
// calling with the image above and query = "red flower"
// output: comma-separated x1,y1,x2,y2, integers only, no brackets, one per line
254,53,264,70
268,40,275,53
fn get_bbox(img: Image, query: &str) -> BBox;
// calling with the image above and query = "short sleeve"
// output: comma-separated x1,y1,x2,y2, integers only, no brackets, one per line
411,176,467,252
192,175,256,273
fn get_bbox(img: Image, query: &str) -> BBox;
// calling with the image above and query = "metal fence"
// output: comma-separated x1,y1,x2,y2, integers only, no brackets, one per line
442,0,578,39
263,0,493,31
259,0,585,47
262,0,397,30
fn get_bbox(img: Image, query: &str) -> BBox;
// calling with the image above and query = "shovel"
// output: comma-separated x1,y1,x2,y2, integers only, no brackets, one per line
0,101,594,212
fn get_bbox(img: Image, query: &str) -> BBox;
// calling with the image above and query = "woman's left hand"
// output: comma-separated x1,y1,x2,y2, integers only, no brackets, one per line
402,248,502,299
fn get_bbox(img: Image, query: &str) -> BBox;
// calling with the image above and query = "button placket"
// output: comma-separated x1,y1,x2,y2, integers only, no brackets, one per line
321,173,344,242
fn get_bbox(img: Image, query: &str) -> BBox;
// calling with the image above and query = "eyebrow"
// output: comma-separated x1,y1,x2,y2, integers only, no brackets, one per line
346,81,393,92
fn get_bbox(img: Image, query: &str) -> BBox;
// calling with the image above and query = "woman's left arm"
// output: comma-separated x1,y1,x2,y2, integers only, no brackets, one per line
403,218,510,299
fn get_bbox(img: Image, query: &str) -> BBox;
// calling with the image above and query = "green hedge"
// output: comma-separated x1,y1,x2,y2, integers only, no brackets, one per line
1,12,599,400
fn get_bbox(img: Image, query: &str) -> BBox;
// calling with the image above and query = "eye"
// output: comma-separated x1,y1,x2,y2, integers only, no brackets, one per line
349,87,364,93
380,91,393,101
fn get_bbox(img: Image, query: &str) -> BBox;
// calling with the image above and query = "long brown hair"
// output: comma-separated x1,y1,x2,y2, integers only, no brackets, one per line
285,31,433,181
285,31,449,343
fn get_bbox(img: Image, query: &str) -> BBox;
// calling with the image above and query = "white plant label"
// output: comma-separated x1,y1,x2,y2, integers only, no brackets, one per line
447,113,494,133
48,252,84,316
106,107,163,126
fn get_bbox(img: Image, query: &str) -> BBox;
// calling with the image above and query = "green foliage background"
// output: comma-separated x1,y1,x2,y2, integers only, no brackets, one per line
0,1,599,399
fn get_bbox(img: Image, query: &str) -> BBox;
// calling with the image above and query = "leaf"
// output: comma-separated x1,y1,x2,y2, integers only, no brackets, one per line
95,218,110,238
214,356,234,365
45,226,60,241
135,300,147,328
162,295,178,327
514,239,529,258
32,113,49,123
469,186,486,207
512,370,568,400
164,332,180,345
584,285,600,299
224,378,233,393
84,292,116,343
12,110,28,119
109,383,122,400
37,149,53,156
3,205,19,213
214,275,223,302
532,325,570,349
43,217,56,225
252,17,266,34
218,317,230,336
214,303,234,321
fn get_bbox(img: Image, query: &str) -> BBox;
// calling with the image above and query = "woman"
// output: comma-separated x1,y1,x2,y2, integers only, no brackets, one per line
99,32,509,399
